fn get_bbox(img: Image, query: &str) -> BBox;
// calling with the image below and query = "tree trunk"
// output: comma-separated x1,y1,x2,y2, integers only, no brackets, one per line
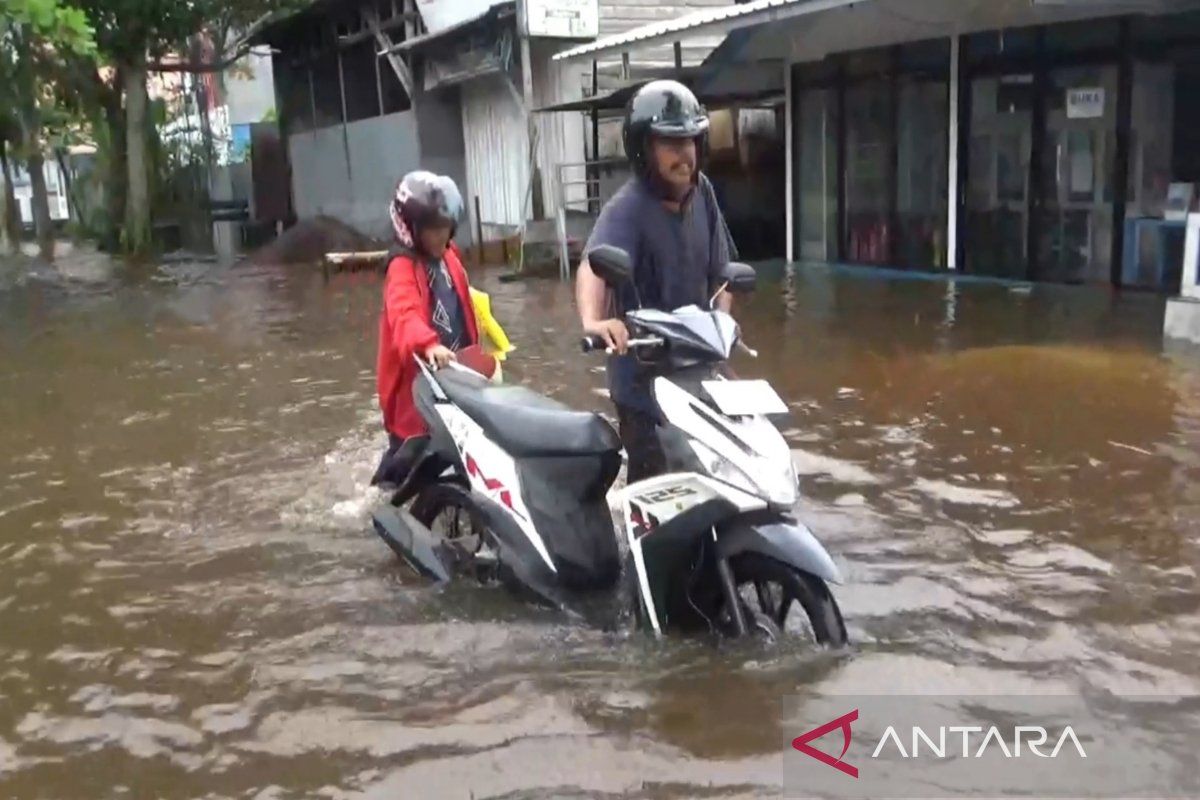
103,88,127,252
27,153,54,261
123,63,152,256
0,139,21,255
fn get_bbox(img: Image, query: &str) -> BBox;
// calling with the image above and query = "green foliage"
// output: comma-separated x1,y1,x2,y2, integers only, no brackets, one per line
0,0,96,55
74,0,304,65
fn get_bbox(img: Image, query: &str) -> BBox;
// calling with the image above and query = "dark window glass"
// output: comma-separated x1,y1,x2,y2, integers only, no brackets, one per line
967,26,1038,65
793,57,837,86
380,56,412,114
897,38,949,78
1043,18,1119,55
343,41,381,122
312,49,343,128
844,79,893,264
276,58,314,134
896,77,948,269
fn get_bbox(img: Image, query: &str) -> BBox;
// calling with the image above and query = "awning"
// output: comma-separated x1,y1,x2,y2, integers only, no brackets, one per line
550,0,852,63
553,0,1200,65
535,75,783,114
691,0,1200,66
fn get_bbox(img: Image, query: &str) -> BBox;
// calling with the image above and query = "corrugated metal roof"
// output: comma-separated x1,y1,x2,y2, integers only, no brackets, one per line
551,0,859,62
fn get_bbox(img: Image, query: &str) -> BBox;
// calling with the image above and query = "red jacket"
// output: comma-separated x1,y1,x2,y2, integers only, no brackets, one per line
377,243,479,439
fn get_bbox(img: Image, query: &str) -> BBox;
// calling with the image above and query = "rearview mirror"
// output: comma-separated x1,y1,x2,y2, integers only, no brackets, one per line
719,262,757,294
587,245,633,287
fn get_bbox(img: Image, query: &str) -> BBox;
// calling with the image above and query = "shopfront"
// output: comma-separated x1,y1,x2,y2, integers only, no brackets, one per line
790,11,1200,291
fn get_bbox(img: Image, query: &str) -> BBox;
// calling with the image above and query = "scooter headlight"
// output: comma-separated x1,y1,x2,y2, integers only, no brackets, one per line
689,440,798,508
689,439,759,498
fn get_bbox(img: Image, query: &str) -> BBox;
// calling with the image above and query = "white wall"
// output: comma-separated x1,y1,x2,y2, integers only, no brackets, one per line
288,110,422,239
532,40,589,217
462,76,529,233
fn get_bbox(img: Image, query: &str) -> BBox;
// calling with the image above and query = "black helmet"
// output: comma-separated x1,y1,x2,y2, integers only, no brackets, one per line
622,80,710,176
389,170,464,247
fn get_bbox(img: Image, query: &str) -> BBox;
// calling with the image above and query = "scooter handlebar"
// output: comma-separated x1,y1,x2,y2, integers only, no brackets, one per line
580,335,665,355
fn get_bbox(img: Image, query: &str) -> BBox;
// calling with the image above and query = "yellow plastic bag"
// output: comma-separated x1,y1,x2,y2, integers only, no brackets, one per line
470,287,514,362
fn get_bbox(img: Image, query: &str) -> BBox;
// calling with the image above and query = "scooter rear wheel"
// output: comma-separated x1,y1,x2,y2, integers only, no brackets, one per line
723,553,848,646
411,484,499,582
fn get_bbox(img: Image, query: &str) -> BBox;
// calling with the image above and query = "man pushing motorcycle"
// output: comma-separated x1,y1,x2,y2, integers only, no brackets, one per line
576,80,737,483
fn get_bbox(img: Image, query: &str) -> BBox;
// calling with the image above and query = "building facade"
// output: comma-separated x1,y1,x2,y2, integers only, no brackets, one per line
556,0,1200,293
256,0,739,247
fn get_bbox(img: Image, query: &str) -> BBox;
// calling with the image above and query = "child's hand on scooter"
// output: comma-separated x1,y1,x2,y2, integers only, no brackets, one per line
424,344,456,368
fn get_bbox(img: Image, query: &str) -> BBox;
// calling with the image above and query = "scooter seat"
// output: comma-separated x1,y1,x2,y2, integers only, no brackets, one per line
435,369,621,458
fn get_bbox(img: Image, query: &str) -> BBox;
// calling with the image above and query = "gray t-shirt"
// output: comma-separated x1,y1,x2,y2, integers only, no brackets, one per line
584,174,733,414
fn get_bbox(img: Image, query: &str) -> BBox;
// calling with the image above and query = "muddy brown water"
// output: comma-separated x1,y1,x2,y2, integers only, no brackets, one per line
1,253,1198,798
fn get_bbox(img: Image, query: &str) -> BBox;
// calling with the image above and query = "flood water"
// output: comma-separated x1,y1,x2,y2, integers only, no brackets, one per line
1,251,1199,798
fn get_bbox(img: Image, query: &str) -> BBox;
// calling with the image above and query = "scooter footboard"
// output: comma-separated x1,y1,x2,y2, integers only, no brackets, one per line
716,515,843,585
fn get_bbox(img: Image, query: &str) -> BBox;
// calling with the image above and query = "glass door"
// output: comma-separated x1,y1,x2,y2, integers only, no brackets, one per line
1033,65,1119,283
965,74,1034,279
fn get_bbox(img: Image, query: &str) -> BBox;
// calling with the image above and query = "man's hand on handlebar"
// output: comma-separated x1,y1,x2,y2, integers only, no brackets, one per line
583,319,629,355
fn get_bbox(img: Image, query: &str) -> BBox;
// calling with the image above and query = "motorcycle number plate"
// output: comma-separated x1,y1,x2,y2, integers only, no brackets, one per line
702,380,788,416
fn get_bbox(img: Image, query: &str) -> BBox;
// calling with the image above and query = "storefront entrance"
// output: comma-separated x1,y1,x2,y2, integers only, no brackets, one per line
791,12,1200,291
963,19,1123,285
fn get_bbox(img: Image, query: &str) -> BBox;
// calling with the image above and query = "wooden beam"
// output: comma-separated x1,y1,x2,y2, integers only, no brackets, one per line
338,13,417,49
364,5,413,99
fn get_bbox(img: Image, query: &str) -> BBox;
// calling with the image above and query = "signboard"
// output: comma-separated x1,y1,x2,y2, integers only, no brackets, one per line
526,0,598,39
1066,87,1105,119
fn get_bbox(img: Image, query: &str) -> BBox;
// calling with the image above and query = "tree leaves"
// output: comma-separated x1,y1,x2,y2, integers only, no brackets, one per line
1,0,97,55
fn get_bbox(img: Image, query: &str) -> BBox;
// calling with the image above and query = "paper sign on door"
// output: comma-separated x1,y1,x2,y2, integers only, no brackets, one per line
1067,88,1105,119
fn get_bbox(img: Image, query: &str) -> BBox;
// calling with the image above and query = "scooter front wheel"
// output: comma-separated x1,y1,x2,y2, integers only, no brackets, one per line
722,553,848,646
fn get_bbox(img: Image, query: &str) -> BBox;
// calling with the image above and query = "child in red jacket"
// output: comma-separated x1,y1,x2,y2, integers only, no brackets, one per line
373,171,480,487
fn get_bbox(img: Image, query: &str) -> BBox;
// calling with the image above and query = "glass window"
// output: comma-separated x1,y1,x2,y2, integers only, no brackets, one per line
796,87,838,262
844,79,892,264
896,78,948,269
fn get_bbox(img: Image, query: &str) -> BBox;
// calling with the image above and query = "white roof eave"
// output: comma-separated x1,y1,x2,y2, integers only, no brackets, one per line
550,0,861,63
